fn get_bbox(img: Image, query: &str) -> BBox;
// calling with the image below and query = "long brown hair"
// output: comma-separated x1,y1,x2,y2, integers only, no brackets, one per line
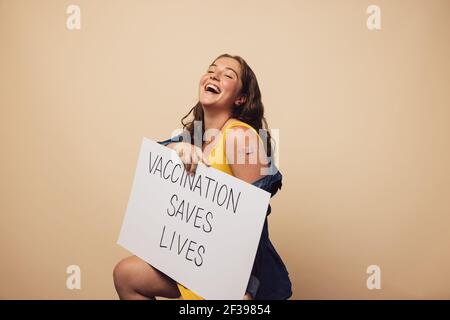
181,53,274,158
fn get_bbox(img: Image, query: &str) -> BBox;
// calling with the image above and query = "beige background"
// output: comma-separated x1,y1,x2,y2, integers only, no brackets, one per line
1,0,449,299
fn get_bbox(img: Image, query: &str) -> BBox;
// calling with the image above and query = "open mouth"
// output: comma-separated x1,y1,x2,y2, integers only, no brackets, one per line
205,83,221,94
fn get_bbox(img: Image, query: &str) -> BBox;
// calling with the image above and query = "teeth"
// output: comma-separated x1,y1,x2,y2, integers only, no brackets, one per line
206,83,220,93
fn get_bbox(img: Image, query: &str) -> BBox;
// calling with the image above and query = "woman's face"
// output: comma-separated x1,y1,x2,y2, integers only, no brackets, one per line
199,57,244,111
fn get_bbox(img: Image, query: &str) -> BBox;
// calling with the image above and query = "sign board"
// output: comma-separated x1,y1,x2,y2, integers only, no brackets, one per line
118,137,270,299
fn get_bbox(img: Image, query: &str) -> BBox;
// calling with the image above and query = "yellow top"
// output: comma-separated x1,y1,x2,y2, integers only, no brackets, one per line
176,118,260,300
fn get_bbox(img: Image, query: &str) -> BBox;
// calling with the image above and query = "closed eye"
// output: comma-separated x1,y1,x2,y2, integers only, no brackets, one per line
226,75,233,79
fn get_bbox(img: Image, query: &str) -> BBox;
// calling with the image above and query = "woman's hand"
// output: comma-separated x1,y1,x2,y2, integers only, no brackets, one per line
167,142,210,175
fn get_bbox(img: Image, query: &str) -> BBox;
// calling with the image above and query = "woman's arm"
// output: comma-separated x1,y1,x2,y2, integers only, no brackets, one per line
226,126,269,183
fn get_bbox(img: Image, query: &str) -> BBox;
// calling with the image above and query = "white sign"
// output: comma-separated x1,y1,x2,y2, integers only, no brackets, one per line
117,137,271,300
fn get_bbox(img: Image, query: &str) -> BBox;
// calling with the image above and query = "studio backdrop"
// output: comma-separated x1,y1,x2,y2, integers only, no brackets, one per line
1,0,449,299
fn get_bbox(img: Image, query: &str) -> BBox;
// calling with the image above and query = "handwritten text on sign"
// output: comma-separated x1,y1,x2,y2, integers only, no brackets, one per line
117,138,270,300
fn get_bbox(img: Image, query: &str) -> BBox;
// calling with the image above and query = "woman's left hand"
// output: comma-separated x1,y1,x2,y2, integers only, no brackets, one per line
243,292,253,300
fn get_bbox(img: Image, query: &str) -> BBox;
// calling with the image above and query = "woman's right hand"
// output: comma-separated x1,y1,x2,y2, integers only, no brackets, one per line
167,142,210,175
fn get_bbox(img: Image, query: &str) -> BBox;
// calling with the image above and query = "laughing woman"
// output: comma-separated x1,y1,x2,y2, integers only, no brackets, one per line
113,53,292,300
